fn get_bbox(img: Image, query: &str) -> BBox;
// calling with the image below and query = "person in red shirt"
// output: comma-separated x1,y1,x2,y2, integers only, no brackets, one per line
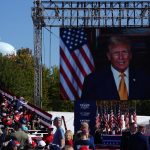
14,110,21,123
42,126,54,145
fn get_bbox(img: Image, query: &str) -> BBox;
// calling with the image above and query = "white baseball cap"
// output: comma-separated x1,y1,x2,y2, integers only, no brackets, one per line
38,140,46,147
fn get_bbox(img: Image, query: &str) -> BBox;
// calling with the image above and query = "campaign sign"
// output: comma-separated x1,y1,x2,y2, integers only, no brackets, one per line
74,100,97,135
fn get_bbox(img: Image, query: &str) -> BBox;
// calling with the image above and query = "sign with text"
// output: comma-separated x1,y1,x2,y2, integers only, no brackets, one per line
74,100,97,135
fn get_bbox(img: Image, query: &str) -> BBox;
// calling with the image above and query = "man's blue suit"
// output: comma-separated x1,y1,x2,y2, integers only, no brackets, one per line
81,67,150,100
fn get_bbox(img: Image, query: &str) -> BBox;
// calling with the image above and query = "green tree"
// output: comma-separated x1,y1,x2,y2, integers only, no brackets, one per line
0,48,34,102
0,48,74,112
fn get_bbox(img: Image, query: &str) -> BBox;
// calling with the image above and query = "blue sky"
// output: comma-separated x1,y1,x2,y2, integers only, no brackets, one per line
0,0,59,68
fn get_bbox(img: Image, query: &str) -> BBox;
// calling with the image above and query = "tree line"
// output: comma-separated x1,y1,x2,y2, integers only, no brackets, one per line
0,48,73,112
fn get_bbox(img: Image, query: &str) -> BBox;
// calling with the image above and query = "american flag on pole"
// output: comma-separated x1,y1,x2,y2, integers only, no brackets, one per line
60,28,95,100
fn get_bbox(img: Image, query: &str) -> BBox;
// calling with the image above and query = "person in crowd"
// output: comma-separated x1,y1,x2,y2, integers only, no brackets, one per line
81,35,150,100
94,127,103,145
7,139,20,150
75,122,89,142
14,110,21,122
30,113,41,130
128,124,150,150
42,126,54,146
0,103,8,115
52,117,65,149
11,96,19,111
65,130,73,146
74,129,95,150
75,122,95,150
20,119,29,132
36,140,46,150
120,122,137,150
11,125,29,150
75,122,94,145
17,97,27,110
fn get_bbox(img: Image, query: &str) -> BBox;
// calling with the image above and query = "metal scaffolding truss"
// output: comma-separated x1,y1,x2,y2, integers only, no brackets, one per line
33,0,150,27
32,0,150,107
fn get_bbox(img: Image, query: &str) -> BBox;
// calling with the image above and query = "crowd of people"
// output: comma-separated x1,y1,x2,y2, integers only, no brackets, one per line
0,92,150,150
0,94,51,150
0,93,96,150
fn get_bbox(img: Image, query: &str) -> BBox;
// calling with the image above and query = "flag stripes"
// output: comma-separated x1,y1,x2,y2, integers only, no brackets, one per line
60,28,95,100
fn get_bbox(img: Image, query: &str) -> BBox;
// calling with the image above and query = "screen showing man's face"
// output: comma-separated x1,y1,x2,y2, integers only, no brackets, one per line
60,27,150,101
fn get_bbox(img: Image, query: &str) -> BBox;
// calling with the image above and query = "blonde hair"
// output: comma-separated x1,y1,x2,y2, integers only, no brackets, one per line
65,130,73,139
80,122,89,130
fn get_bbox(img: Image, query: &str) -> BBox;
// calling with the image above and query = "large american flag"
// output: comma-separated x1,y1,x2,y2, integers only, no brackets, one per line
60,28,95,100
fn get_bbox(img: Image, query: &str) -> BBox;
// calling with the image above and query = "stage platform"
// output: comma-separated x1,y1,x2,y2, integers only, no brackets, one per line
95,134,121,150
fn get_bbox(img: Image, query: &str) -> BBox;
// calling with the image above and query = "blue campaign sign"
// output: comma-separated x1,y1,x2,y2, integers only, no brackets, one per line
74,100,97,135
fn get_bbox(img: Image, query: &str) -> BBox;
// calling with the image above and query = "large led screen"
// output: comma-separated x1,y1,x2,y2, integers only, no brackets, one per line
60,27,150,101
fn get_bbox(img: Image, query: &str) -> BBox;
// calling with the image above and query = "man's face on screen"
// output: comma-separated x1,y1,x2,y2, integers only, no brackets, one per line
107,44,132,72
